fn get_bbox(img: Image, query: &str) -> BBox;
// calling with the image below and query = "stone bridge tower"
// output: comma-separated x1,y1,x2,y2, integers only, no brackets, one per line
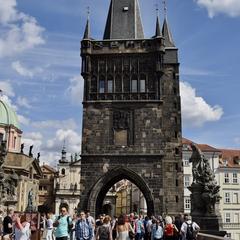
79,0,183,216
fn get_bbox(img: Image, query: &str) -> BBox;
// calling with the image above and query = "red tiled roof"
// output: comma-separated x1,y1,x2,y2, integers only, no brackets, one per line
182,138,220,152
218,149,240,168
41,164,57,173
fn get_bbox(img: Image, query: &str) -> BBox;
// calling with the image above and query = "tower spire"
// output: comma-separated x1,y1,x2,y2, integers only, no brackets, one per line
83,6,90,39
155,3,161,38
103,0,144,40
162,0,175,47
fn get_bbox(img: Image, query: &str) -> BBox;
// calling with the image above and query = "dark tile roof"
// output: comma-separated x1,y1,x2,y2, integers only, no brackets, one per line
103,0,144,40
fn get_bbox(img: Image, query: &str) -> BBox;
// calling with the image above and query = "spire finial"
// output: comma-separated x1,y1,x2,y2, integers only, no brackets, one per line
87,6,90,20
83,7,91,39
155,2,159,18
163,0,167,18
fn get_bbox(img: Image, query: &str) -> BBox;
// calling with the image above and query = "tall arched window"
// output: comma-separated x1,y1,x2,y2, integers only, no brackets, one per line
123,75,130,92
131,75,138,93
140,74,146,93
91,76,97,92
107,75,113,93
115,75,122,92
99,75,105,93
61,168,65,175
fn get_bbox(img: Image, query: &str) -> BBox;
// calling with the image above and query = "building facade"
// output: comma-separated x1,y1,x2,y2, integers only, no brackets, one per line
0,98,42,213
54,148,81,216
38,164,57,212
217,149,240,240
79,0,183,217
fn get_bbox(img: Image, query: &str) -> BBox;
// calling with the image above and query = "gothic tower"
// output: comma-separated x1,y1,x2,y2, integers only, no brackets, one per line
79,0,183,216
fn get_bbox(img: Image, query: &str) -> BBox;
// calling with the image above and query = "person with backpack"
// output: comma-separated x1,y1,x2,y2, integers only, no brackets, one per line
75,211,93,240
180,215,200,240
151,218,163,240
163,216,178,240
96,215,112,240
53,206,73,240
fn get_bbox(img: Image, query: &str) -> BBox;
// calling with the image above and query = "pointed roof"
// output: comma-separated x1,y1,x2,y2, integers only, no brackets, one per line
162,18,175,47
155,16,161,38
83,18,90,39
103,0,144,40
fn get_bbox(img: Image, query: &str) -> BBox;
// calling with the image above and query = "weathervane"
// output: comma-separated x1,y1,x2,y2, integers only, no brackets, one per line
155,2,159,17
87,6,90,20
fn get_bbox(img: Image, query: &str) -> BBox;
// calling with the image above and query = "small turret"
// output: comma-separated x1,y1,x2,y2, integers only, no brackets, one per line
83,18,90,40
155,16,161,38
162,17,175,47
60,146,67,163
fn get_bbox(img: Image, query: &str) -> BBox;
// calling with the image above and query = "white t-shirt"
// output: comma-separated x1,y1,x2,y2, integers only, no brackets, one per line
47,219,53,229
15,222,31,240
181,221,200,240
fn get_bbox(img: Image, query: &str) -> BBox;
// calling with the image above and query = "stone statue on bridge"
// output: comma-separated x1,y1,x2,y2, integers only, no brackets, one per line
188,144,221,231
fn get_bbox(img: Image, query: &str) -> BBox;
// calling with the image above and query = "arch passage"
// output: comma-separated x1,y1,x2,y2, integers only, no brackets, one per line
87,167,154,217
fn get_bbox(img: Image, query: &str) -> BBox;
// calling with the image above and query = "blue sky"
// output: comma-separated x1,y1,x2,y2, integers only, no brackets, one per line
0,0,240,165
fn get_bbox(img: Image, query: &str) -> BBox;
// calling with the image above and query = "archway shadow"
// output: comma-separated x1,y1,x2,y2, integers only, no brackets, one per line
87,166,154,217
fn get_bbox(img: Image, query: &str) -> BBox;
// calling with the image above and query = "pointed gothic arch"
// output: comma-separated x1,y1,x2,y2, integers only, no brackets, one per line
86,167,154,217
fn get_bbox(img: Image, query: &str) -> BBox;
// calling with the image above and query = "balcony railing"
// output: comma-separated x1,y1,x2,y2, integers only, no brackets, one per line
222,223,240,229
88,92,159,101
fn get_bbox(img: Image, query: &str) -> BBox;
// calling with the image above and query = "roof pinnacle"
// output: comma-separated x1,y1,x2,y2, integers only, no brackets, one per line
83,6,90,39
162,0,175,47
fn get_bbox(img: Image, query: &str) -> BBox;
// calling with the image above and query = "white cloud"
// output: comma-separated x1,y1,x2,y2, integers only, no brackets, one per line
66,75,84,105
196,0,240,17
12,61,44,78
12,61,33,77
0,0,45,58
17,96,32,109
180,81,223,127
46,129,81,153
31,119,77,130
18,114,30,125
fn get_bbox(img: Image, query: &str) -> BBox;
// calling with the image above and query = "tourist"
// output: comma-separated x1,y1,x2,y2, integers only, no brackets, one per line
86,210,95,238
134,215,144,240
180,215,200,240
70,214,78,240
0,210,4,240
14,214,31,240
53,206,73,240
2,209,14,240
46,212,54,240
163,216,178,240
151,219,163,240
111,216,118,240
116,215,134,240
96,215,112,240
174,214,183,240
75,211,93,240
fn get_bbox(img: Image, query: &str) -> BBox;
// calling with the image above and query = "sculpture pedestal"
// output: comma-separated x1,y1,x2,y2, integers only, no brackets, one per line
192,214,220,231
189,183,221,231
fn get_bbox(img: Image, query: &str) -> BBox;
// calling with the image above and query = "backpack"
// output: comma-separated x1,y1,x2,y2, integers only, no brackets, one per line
98,225,110,240
58,216,72,233
186,223,194,240
164,224,174,237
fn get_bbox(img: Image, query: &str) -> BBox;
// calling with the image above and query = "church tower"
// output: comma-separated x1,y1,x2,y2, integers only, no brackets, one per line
79,0,183,216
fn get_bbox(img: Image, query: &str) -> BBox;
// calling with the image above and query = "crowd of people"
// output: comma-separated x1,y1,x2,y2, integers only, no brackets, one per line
0,206,200,240
45,207,200,240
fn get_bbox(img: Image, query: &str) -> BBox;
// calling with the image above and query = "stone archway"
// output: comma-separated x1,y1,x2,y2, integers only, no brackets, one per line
87,167,154,217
